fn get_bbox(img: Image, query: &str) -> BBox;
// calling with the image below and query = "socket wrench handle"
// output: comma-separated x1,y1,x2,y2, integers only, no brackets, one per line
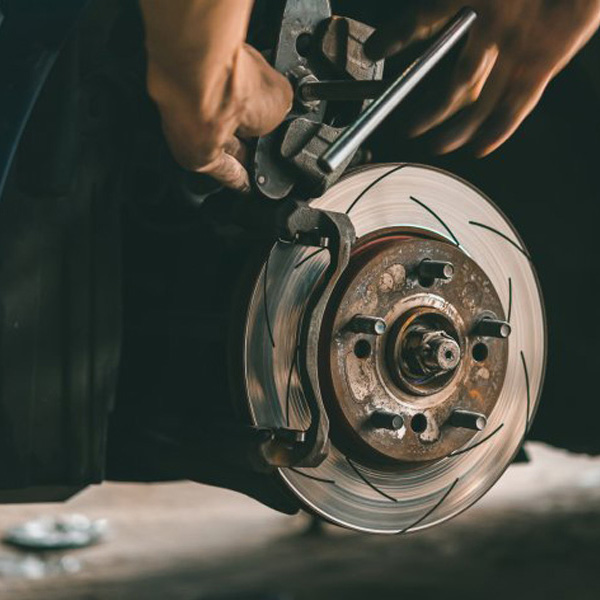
318,7,477,174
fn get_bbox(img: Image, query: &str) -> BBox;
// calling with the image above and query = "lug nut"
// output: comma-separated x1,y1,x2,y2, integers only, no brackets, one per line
475,317,511,339
418,259,454,281
371,411,404,431
447,410,487,431
348,314,387,336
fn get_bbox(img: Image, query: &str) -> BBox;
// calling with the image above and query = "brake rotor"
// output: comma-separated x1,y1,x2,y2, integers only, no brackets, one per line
242,164,546,534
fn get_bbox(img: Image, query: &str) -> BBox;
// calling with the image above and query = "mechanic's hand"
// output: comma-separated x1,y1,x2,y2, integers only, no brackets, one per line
140,0,293,192
365,0,600,156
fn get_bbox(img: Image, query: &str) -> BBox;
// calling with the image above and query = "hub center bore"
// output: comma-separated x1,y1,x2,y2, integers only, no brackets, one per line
320,233,509,465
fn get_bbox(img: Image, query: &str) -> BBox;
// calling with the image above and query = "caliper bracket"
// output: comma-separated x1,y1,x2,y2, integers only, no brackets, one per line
244,198,356,469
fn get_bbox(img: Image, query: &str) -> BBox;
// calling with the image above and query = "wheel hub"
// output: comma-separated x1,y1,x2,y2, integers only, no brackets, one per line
321,236,508,464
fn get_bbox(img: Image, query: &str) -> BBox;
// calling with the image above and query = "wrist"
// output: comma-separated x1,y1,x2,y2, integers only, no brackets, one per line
146,47,238,117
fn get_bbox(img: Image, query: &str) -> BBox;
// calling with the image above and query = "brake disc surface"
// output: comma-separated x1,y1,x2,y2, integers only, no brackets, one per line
243,164,546,533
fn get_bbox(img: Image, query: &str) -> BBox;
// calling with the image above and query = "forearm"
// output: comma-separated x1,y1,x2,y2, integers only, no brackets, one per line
139,0,254,97
553,0,600,72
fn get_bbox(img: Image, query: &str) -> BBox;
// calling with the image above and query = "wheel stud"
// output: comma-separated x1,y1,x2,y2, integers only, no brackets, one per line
475,317,511,339
348,314,387,336
371,411,404,431
417,259,454,281
447,410,487,431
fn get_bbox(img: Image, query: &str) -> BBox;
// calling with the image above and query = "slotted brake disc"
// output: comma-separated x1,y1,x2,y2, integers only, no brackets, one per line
242,164,546,534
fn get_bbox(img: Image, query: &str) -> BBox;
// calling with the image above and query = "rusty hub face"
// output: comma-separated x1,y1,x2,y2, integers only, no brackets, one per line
321,233,509,464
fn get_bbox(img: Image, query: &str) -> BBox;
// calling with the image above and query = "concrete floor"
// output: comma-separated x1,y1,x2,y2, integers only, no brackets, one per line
0,443,599,600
